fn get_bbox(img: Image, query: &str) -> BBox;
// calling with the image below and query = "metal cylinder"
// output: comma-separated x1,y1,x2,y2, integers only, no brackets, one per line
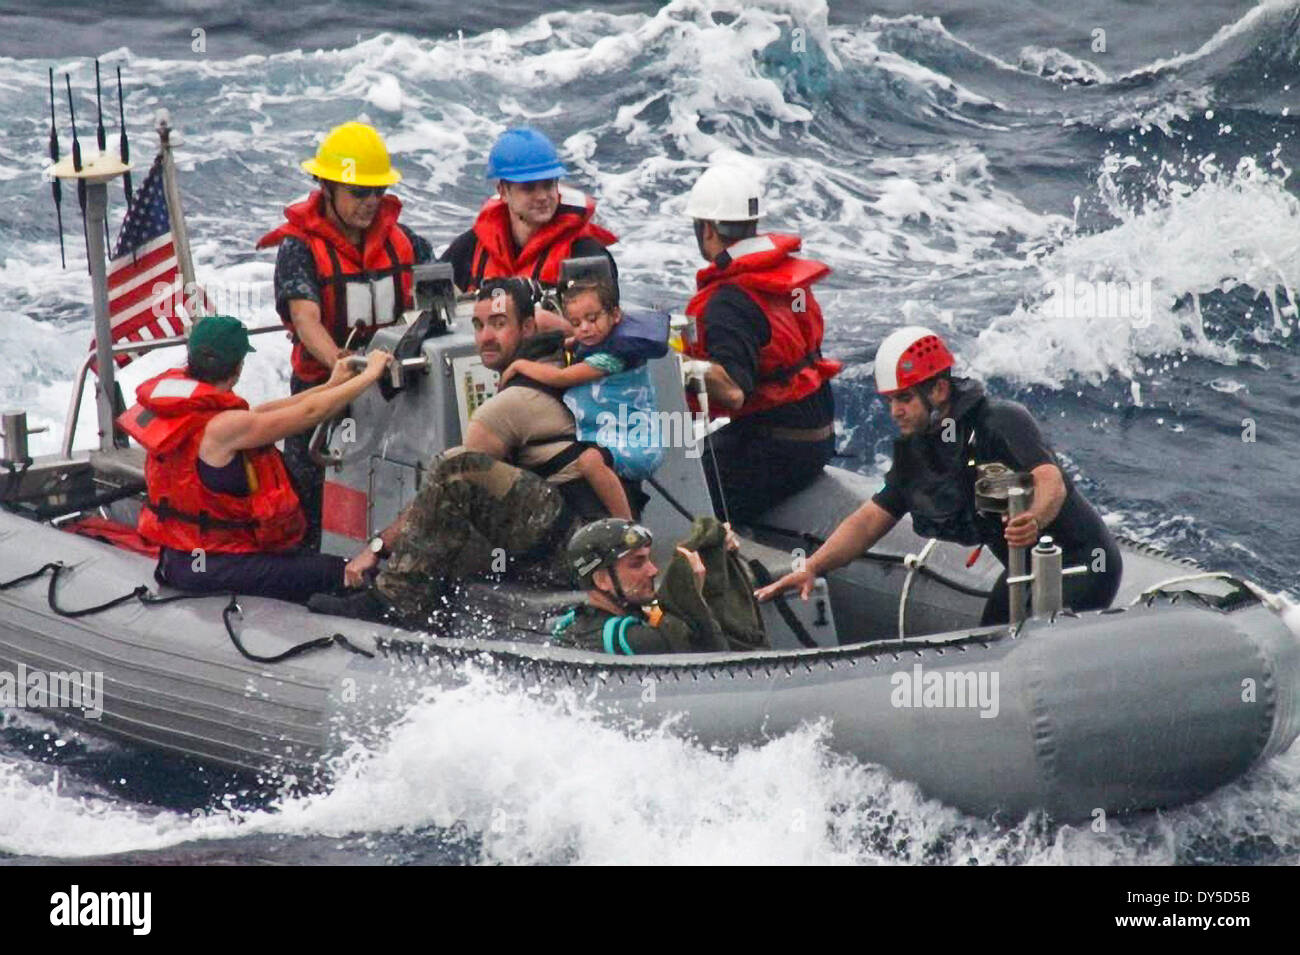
1006,486,1029,624
1,410,31,467
1031,536,1064,618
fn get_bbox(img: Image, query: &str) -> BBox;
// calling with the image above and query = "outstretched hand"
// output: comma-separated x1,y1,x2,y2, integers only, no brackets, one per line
755,567,816,602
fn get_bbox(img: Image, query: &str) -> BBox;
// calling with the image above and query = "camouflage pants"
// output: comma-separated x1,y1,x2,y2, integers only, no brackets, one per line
375,450,575,623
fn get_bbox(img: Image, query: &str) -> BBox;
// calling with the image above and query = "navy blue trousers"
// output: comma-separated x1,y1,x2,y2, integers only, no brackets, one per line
157,547,345,603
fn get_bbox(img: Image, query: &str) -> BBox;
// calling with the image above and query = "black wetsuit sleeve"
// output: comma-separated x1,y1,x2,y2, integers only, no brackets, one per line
439,229,479,291
398,224,434,265
700,285,768,397
273,236,321,322
871,459,909,519
981,402,1058,472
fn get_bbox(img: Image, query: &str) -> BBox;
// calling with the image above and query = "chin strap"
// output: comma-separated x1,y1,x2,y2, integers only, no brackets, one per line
596,565,633,612
323,182,351,239
596,564,652,616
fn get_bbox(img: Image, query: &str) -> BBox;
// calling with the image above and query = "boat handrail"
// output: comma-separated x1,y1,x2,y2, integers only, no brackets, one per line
61,323,285,458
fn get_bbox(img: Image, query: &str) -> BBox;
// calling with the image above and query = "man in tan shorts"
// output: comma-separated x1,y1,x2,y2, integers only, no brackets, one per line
309,278,630,626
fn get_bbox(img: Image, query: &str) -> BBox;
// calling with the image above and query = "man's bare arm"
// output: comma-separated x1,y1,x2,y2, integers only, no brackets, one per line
288,299,348,370
703,362,746,411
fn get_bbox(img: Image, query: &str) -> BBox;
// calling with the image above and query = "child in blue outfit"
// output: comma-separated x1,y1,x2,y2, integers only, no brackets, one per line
499,278,668,482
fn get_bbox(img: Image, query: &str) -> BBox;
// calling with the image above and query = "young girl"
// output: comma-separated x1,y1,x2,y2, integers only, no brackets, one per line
499,279,668,482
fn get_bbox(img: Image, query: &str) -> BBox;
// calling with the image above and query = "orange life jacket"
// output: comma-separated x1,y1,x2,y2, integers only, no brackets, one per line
685,233,841,420
117,369,306,554
257,190,415,383
468,186,617,290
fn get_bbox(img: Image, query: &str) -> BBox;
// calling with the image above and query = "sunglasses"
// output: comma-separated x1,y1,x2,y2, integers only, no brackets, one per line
341,184,388,199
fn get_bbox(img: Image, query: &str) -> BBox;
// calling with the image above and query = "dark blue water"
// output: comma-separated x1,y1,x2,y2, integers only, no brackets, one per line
1,0,1297,864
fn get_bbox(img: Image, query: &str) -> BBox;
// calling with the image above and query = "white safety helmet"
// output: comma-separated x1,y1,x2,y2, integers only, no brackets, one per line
874,326,955,395
684,165,763,222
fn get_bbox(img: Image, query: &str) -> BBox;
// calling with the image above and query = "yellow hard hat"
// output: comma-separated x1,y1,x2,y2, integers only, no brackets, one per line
300,121,402,187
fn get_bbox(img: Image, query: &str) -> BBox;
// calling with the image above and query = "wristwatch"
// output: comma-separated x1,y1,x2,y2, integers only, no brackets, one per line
368,535,390,559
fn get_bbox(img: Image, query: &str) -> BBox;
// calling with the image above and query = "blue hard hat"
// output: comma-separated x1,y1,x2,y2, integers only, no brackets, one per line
485,127,568,182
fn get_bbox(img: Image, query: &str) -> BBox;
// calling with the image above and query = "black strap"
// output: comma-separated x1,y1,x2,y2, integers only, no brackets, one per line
0,560,216,618
322,242,410,337
222,594,374,663
521,430,578,449
747,558,818,649
472,243,490,290
323,243,349,332
758,348,819,385
529,440,593,480
150,497,258,532
531,242,556,282
3,559,374,662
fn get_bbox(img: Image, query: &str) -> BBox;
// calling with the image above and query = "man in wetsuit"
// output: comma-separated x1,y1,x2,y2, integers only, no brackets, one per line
755,326,1121,624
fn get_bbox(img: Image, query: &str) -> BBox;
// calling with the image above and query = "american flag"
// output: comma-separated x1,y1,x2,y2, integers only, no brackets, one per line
92,153,206,370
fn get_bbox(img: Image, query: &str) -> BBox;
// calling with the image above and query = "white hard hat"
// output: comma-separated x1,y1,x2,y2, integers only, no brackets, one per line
874,326,955,395
684,165,763,221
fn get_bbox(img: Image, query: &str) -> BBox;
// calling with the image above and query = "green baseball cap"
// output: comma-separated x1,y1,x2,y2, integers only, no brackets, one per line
188,315,255,367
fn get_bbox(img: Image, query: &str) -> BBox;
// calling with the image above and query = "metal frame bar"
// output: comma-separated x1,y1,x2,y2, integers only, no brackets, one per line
60,323,284,458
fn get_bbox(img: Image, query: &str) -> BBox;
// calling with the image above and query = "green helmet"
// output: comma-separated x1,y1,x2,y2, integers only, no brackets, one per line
567,519,653,588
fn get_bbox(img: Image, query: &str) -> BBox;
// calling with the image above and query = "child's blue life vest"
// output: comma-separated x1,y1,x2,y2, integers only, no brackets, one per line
564,308,670,480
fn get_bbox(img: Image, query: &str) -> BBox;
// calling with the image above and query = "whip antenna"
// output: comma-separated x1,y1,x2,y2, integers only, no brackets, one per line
116,65,132,208
47,68,65,268
94,59,110,247
65,73,90,271
64,74,81,172
94,59,106,153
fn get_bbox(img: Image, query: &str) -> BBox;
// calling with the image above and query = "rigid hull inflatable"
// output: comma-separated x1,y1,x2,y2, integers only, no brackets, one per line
2,285,1298,821
1,501,1297,821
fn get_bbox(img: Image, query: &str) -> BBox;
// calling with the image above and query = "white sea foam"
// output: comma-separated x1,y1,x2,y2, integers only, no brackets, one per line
4,670,1293,864
968,152,1300,388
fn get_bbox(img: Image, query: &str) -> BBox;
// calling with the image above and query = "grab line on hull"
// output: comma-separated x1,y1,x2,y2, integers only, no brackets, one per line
0,559,374,665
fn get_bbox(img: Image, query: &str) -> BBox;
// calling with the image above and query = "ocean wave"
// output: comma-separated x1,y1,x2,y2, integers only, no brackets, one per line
3,669,1295,864
967,150,1300,388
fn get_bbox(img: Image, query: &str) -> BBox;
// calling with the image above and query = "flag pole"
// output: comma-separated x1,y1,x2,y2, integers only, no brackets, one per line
154,110,203,319
50,145,130,452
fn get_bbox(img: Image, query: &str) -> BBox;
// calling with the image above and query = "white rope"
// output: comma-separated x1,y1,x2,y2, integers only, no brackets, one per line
898,538,938,639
